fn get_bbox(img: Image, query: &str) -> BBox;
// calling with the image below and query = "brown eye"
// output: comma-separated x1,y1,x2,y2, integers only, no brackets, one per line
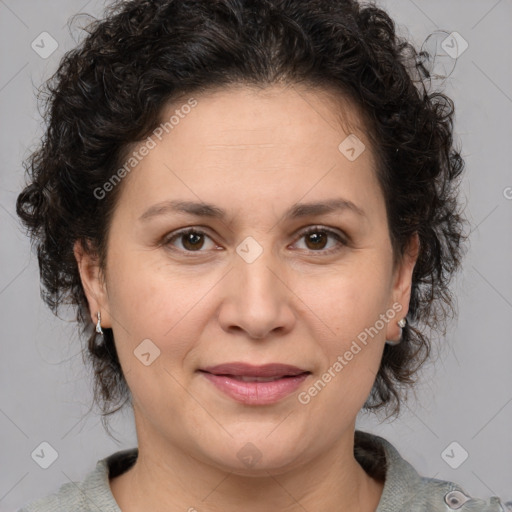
165,228,215,253
181,231,205,251
294,226,347,254
163,225,347,257
305,231,328,250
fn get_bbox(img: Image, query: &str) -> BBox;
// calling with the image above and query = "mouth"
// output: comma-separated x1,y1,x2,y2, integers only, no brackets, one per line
198,363,311,404
213,375,301,382
199,362,310,378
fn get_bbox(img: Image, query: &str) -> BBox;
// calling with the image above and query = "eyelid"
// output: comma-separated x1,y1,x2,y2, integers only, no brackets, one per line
295,225,347,243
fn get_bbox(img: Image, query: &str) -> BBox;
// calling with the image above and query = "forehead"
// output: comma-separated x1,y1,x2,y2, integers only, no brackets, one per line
114,84,384,225
161,83,368,152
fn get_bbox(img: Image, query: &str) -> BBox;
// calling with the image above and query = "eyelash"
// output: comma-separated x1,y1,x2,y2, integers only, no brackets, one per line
162,225,348,257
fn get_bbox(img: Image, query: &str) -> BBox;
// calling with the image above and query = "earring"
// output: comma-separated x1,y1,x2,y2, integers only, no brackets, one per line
385,318,407,346
95,311,103,334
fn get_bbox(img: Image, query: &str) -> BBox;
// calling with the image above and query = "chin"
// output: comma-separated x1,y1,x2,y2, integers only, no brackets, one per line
196,434,310,476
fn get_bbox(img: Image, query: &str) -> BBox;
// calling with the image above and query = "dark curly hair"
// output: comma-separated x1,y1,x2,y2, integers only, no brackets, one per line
16,0,467,428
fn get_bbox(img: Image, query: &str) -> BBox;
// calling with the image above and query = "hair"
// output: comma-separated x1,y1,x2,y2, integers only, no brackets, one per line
16,0,467,429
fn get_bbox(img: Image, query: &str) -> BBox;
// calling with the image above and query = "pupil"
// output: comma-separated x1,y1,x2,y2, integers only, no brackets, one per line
307,232,326,250
184,232,203,250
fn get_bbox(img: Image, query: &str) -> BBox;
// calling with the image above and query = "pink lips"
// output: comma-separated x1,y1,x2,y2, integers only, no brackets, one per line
199,363,311,405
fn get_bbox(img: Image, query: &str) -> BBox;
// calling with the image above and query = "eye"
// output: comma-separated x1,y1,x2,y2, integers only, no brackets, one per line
164,228,217,254
444,490,470,509
163,225,347,256
292,226,347,254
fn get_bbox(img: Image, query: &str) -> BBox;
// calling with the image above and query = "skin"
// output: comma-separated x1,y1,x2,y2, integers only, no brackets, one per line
75,83,419,512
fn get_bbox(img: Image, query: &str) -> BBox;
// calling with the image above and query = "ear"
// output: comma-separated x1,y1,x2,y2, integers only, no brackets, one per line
386,232,420,342
73,239,112,329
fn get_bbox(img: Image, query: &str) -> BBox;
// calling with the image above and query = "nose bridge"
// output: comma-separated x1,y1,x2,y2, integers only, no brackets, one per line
235,233,284,305
218,233,295,338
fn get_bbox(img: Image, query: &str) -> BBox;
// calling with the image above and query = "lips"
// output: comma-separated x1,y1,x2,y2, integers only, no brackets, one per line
199,362,310,378
198,363,311,405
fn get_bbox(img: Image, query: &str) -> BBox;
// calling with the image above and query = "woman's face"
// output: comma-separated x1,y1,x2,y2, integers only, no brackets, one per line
78,84,417,474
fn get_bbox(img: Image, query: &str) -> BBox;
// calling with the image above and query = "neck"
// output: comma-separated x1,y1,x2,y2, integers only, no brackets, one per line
110,424,384,512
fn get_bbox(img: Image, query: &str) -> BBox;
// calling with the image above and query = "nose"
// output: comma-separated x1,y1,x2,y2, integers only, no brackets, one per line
217,242,296,340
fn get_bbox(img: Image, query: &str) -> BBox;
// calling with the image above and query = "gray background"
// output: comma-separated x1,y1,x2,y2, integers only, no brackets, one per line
1,0,511,510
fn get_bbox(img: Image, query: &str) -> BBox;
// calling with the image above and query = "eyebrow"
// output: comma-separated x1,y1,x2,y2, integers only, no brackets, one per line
139,198,366,224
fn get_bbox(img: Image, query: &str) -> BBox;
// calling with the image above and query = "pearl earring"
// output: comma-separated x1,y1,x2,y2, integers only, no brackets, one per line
95,311,103,334
385,317,407,346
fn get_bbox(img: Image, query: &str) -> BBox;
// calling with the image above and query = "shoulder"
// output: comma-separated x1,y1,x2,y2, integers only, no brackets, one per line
355,430,512,512
17,448,138,512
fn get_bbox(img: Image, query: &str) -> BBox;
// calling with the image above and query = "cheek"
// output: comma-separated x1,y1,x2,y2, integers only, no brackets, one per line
104,256,182,366
107,248,203,335
104,253,221,394
306,258,393,340
295,261,390,404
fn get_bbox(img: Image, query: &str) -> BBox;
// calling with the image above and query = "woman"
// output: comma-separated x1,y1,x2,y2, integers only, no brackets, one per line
15,0,510,510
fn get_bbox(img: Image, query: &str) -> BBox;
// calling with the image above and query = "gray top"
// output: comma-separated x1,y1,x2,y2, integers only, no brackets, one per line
18,430,510,511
